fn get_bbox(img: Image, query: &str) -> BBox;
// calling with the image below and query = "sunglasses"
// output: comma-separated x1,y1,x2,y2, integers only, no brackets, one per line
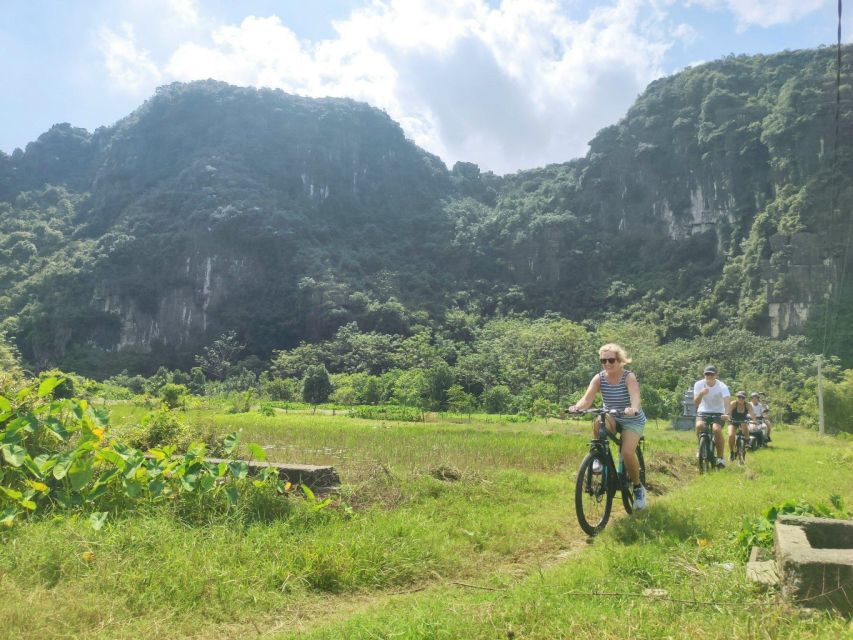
599,357,617,364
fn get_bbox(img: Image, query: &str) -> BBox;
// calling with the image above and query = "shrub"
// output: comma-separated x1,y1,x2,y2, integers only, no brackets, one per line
159,383,188,409
823,369,853,434
348,405,422,422
134,408,192,449
263,376,298,401
37,369,78,399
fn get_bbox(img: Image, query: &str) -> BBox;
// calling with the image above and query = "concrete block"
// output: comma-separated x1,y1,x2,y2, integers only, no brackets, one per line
775,516,853,614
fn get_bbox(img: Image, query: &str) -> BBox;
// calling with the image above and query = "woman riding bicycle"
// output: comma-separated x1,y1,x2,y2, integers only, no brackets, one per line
728,391,756,461
568,343,647,509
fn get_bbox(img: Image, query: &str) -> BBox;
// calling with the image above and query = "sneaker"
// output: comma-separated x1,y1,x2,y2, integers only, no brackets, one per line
633,485,647,510
591,459,603,474
716,457,726,468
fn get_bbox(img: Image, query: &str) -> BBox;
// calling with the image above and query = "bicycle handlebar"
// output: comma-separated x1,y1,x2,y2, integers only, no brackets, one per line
565,407,626,417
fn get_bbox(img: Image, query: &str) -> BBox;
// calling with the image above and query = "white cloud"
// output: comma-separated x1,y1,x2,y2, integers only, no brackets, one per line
99,0,688,173
167,0,201,25
98,23,162,93
686,0,828,31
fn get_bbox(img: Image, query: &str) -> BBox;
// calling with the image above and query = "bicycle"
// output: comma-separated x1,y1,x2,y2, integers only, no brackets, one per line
730,419,749,465
696,412,722,473
570,408,646,536
748,416,768,450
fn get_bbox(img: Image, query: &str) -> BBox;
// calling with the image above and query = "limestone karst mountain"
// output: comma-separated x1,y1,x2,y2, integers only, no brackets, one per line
1,46,851,374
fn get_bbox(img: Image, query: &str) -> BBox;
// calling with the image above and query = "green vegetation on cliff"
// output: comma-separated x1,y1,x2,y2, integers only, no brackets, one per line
0,47,851,375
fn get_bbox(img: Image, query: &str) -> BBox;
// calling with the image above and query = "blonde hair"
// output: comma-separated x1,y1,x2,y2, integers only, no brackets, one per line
599,343,631,365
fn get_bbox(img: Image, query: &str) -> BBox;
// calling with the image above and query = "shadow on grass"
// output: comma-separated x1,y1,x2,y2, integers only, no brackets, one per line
608,502,710,545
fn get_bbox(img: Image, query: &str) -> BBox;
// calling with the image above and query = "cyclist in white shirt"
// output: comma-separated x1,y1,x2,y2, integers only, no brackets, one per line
693,365,730,468
751,392,773,443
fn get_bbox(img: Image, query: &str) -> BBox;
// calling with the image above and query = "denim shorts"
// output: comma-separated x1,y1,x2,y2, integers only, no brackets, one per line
614,410,646,436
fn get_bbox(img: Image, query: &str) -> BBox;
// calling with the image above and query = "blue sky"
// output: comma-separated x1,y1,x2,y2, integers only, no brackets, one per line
1,1,849,173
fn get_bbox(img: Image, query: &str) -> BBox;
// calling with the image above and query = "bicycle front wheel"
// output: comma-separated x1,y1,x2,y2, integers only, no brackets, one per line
575,453,613,536
698,435,713,473
737,437,746,465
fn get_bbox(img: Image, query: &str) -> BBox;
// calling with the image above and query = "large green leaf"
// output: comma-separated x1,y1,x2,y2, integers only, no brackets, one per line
93,467,121,488
53,454,73,480
0,396,10,413
33,454,56,476
97,449,126,471
199,474,215,493
224,484,239,505
222,431,240,455
148,477,165,497
0,486,22,500
37,377,64,398
122,478,143,498
228,461,249,480
2,444,27,467
87,484,109,502
22,455,42,479
68,459,94,491
247,442,267,462
180,472,199,492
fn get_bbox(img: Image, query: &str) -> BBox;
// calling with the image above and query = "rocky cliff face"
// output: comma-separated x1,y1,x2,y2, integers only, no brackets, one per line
1,47,851,374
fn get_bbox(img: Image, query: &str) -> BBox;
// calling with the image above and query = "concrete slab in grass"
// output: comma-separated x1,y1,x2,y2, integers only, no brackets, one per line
774,515,853,614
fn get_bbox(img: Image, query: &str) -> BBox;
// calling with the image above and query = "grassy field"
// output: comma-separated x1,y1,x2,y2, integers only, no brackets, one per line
1,407,851,639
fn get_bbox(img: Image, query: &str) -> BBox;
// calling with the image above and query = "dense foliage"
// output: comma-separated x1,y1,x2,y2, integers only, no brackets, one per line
0,374,298,528
0,47,851,378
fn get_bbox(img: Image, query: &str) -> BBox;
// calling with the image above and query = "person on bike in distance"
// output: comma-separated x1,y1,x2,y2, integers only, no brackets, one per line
751,392,772,443
568,343,648,509
728,391,756,461
694,365,730,468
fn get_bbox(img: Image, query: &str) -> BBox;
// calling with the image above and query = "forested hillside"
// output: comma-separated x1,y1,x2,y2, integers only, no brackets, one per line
1,46,851,376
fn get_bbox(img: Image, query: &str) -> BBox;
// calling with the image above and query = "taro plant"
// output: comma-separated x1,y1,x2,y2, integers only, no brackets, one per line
733,495,850,559
0,376,292,528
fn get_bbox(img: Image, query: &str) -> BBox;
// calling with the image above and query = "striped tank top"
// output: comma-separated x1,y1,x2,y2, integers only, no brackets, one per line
600,370,646,428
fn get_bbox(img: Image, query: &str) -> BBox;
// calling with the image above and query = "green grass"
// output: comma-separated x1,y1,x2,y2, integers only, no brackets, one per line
1,409,850,639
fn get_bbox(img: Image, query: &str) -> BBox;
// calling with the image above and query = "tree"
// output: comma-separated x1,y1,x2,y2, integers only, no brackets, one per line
482,385,511,416
195,331,245,381
393,369,430,421
302,365,332,413
446,384,476,420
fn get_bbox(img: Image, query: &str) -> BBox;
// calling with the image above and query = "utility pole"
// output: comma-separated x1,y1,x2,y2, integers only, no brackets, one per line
817,355,825,436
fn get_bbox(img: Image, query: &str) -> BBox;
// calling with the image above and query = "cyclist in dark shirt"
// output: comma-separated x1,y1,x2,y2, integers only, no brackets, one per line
728,391,756,461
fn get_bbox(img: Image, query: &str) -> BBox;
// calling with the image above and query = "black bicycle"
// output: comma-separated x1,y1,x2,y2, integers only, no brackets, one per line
696,413,722,473
571,408,646,536
731,419,749,465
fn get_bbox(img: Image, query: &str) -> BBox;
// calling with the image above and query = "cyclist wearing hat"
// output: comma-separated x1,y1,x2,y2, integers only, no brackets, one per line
728,391,756,461
693,365,730,468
